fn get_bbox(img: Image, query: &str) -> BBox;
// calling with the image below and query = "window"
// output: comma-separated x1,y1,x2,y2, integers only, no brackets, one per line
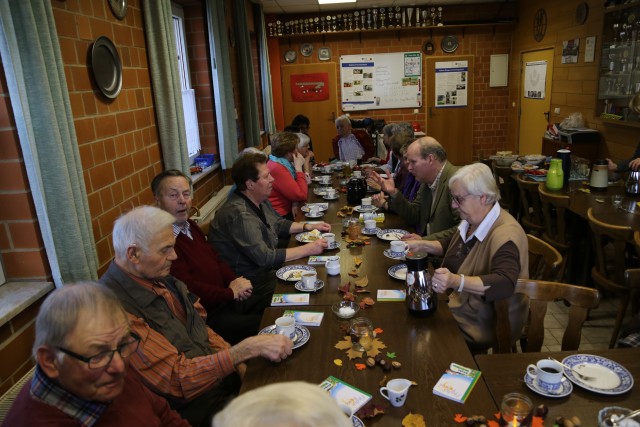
172,3,201,162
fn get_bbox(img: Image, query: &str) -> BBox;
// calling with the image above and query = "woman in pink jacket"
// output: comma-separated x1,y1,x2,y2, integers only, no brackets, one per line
268,132,308,220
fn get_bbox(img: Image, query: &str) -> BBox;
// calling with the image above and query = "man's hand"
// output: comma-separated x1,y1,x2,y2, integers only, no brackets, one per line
229,277,253,301
369,170,397,195
230,335,293,364
372,192,387,208
306,238,328,255
309,222,331,232
402,233,422,241
630,157,640,171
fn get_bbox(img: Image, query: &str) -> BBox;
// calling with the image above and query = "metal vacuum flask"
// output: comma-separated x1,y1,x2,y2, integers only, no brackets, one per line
405,252,437,316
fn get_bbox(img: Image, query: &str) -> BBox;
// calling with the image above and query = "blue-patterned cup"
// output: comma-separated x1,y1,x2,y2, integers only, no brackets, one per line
527,359,562,394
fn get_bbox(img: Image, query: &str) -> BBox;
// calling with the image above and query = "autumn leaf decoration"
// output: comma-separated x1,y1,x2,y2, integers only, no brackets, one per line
334,335,387,360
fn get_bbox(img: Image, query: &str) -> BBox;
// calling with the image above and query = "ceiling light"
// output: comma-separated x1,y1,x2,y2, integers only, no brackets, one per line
318,0,357,5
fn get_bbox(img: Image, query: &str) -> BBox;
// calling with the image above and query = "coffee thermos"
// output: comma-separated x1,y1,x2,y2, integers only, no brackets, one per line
405,252,437,316
557,149,571,188
589,159,609,191
626,171,640,196
346,177,367,205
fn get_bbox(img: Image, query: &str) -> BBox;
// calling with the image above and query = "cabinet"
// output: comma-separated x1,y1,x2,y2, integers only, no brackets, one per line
542,137,598,163
597,3,640,126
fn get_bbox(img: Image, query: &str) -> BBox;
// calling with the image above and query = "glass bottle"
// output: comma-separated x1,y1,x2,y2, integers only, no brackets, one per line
546,158,564,191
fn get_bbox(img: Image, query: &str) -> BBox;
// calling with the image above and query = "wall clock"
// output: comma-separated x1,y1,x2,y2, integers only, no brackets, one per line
441,35,458,53
423,40,435,55
576,2,588,25
284,50,297,63
533,8,547,42
108,0,127,20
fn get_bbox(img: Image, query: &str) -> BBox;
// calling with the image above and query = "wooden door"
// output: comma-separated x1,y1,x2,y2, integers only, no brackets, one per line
425,56,474,166
518,48,554,155
281,63,338,162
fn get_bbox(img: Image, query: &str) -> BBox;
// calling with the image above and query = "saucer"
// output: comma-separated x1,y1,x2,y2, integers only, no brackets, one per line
361,227,379,236
524,372,572,398
258,324,310,349
294,279,325,292
305,212,324,218
323,195,339,200
383,249,405,260
325,241,341,250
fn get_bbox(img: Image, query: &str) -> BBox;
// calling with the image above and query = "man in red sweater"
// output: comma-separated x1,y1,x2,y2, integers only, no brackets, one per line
152,170,267,344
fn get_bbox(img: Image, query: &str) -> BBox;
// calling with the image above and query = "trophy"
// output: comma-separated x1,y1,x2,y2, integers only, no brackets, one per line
437,6,443,26
407,7,413,27
416,7,420,26
380,8,386,28
354,11,359,30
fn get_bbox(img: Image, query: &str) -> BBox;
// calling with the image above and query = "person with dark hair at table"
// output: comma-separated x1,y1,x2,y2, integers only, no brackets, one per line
267,132,308,220
152,169,265,344
100,206,293,427
291,114,313,150
404,162,529,351
210,153,330,284
331,115,375,162
1,282,190,427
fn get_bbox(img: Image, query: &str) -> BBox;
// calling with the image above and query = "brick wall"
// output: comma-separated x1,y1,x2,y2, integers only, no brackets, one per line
509,0,638,161
272,25,513,161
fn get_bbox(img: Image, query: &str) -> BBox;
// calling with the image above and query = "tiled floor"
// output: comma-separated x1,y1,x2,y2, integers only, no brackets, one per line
538,294,629,352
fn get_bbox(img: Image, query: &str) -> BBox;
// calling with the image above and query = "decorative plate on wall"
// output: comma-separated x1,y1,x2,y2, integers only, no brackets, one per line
441,35,458,53
91,36,122,99
533,8,547,42
108,0,127,20
300,43,314,57
318,47,331,61
284,49,297,63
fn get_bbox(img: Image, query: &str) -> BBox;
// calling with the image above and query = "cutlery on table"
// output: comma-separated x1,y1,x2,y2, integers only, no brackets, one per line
548,357,595,382
608,408,640,426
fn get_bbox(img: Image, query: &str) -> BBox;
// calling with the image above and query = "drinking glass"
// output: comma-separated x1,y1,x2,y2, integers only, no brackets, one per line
612,194,623,208
500,392,532,426
350,317,373,351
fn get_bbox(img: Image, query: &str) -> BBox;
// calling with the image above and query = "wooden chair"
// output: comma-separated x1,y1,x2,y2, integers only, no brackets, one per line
493,164,518,218
588,208,638,348
494,279,600,353
538,183,571,279
527,233,563,281
516,174,544,236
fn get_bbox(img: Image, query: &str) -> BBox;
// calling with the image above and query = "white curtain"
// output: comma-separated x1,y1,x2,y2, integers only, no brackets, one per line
254,4,276,135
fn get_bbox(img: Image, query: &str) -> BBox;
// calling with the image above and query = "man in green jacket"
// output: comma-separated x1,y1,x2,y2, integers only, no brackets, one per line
371,136,460,241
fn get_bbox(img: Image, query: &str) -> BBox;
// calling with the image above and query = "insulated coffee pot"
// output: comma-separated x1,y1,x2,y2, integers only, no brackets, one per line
346,177,367,205
405,252,437,316
626,171,640,196
589,159,609,191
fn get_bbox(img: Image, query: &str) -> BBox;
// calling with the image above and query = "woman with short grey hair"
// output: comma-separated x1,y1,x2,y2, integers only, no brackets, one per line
405,162,529,351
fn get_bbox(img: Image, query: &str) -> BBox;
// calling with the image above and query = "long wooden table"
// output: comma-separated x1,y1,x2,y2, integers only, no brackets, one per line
240,175,499,424
475,349,640,423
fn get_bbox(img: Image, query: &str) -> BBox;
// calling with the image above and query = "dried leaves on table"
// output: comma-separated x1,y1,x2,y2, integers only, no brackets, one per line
334,336,387,360
402,413,426,427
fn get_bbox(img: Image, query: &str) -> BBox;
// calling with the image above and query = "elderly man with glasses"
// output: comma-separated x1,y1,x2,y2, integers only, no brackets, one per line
369,136,460,240
1,282,189,426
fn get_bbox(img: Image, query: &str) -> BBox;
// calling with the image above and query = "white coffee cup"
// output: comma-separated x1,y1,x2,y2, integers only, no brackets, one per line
309,205,320,216
322,233,335,245
275,316,296,340
380,378,412,407
326,256,340,275
361,197,372,208
364,219,376,232
390,240,409,257
319,175,331,184
301,272,318,290
526,359,563,394
326,188,336,198
352,170,362,178
324,165,332,173
362,212,374,220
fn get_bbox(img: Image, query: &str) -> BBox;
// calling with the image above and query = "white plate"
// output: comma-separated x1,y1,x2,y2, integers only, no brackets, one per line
301,204,328,213
352,416,364,427
276,265,317,281
376,229,409,241
383,249,405,261
353,205,378,213
294,280,324,292
388,264,407,280
561,354,633,395
258,324,310,349
523,372,572,398
295,232,323,243
305,212,324,218
361,227,379,236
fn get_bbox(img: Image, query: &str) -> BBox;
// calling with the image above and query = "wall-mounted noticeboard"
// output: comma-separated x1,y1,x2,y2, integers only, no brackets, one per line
340,51,422,111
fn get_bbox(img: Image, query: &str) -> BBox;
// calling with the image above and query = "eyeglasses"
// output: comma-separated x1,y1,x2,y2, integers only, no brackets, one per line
450,193,479,205
57,333,140,369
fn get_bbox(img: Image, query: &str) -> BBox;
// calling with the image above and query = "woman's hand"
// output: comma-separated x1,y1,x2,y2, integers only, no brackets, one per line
432,267,455,293
292,152,306,172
